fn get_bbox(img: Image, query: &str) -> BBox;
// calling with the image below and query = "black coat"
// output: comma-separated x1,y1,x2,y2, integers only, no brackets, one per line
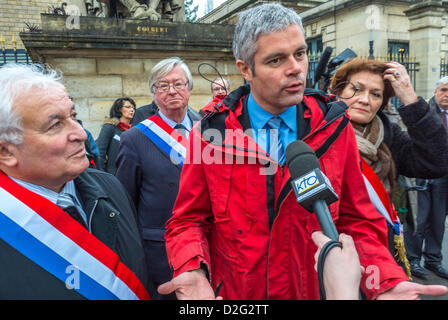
380,97,448,179
0,169,149,299
95,118,123,175
130,102,158,126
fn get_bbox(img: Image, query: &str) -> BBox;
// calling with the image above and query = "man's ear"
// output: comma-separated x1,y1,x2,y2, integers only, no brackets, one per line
0,141,18,168
236,60,253,83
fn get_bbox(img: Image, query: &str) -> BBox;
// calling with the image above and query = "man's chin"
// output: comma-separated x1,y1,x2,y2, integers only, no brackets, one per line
284,92,304,107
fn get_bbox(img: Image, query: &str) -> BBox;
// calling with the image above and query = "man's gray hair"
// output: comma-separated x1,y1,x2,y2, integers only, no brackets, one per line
0,63,63,145
149,57,193,94
232,3,304,72
436,76,448,90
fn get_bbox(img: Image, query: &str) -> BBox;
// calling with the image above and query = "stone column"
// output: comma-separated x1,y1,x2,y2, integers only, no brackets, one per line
404,0,447,99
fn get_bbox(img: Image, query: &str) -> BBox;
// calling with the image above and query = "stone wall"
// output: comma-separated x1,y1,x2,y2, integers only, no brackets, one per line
302,1,411,58
0,0,59,49
45,56,243,139
20,14,241,138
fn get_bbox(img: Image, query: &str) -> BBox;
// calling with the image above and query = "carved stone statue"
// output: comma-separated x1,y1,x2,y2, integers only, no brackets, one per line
62,0,184,21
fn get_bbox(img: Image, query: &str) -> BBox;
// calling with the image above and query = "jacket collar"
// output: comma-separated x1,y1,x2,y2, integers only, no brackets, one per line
200,85,348,162
74,169,109,216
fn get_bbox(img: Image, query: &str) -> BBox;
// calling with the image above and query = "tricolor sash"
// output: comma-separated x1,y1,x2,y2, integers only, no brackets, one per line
361,159,412,278
361,158,397,229
136,115,188,166
0,171,150,300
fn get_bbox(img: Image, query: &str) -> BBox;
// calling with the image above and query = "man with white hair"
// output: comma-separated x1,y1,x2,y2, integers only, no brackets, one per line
405,76,448,280
0,63,149,299
115,57,201,299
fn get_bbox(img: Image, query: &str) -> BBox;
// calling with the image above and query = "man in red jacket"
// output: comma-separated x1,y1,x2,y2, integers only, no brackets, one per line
159,3,448,300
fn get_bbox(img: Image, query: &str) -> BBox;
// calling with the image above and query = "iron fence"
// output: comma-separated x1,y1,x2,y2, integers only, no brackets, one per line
441,56,448,78
0,49,32,66
307,49,419,109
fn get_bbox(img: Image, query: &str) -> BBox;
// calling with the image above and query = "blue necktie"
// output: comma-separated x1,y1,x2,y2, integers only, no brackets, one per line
174,123,188,139
266,116,285,164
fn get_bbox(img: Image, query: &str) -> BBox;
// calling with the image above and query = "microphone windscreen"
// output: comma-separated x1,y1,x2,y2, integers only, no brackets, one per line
285,140,320,179
313,46,333,82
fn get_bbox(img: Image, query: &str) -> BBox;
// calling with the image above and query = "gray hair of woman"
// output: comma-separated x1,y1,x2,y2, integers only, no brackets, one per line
148,57,193,94
0,63,63,145
232,3,304,74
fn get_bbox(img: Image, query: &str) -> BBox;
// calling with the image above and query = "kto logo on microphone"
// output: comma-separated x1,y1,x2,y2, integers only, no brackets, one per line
294,171,320,194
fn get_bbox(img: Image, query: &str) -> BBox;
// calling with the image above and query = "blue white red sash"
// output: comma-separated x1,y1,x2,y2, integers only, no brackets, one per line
136,115,188,166
0,171,150,300
361,158,400,234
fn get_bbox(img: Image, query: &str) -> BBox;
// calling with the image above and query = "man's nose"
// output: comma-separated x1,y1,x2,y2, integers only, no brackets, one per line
286,56,303,75
69,119,87,142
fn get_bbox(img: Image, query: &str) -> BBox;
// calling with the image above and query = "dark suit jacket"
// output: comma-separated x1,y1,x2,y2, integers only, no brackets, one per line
115,107,201,299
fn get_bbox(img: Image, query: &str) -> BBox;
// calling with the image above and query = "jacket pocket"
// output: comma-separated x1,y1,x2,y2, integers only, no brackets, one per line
207,164,232,218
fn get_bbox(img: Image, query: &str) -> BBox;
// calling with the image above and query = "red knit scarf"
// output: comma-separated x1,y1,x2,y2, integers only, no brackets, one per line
117,122,132,131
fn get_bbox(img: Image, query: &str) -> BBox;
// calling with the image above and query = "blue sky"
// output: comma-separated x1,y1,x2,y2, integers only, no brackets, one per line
192,0,227,18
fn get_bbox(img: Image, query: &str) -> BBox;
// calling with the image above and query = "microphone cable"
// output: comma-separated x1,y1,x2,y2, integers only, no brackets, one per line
317,240,343,300
197,62,230,96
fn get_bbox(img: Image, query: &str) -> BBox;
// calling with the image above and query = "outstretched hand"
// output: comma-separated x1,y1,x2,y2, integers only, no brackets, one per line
157,268,223,300
376,281,448,300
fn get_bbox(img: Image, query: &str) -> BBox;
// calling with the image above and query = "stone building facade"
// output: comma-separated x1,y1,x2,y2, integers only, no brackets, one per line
1,1,242,138
0,0,59,49
201,0,448,100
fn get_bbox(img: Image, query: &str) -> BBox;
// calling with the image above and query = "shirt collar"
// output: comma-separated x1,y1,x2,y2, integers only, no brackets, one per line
247,92,297,131
158,109,192,131
9,177,80,206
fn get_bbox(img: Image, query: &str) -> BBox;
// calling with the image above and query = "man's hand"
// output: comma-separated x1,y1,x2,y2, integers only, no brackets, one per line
376,281,448,300
312,231,363,300
157,268,223,300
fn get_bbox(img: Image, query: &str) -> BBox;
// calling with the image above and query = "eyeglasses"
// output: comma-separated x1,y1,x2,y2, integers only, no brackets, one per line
154,81,189,93
331,81,383,100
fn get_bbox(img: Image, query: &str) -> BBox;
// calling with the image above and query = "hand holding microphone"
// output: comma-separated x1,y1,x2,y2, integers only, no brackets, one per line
285,140,363,299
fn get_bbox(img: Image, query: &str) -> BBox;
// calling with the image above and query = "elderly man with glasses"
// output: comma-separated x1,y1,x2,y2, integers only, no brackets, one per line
115,57,201,300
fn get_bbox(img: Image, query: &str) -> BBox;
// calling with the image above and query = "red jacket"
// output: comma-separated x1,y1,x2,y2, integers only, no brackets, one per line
165,87,408,300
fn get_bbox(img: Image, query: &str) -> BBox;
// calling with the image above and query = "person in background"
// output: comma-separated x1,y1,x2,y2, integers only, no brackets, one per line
130,65,200,126
211,77,230,98
115,57,201,299
404,76,448,280
95,97,135,174
76,119,102,170
330,59,448,279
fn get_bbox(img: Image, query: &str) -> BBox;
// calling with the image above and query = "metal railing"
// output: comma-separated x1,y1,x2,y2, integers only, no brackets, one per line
307,49,419,108
441,56,448,78
0,34,32,66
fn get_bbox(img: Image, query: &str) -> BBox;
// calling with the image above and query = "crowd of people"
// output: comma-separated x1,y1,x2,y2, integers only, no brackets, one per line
0,2,448,300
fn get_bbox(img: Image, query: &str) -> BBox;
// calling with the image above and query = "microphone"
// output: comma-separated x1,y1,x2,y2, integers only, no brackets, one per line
313,46,333,88
285,140,339,241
